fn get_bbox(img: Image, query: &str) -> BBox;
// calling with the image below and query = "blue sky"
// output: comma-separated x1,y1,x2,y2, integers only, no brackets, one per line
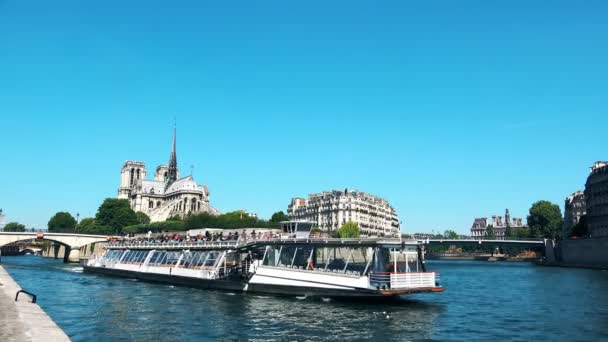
1,1,606,234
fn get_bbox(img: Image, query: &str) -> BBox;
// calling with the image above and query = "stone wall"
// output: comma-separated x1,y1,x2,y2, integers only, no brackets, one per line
79,242,105,260
557,237,608,268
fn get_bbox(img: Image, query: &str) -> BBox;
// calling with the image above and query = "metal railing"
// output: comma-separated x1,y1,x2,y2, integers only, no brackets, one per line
104,236,410,249
15,289,37,303
369,272,437,290
106,240,241,249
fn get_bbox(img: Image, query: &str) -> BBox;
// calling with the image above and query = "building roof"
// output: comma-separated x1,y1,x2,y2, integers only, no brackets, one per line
166,175,205,194
140,180,166,195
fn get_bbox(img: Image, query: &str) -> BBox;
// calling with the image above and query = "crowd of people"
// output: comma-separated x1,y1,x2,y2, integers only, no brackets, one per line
108,230,279,245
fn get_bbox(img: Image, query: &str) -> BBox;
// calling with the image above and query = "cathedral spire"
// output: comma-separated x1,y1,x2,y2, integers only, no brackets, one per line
166,123,178,187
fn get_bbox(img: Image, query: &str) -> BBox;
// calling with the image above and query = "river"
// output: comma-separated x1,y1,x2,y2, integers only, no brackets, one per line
2,256,607,341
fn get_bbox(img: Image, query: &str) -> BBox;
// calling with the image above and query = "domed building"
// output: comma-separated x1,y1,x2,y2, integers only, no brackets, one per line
117,128,218,222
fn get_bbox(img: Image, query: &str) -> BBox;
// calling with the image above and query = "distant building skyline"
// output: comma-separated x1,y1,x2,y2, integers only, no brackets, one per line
470,209,527,240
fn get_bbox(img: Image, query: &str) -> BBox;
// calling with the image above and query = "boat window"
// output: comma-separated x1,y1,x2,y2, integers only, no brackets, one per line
137,251,150,264
115,250,126,261
204,251,220,267
148,251,160,265
190,251,207,269
122,251,134,263
136,251,146,263
388,246,419,273
179,251,194,268
152,251,168,266
165,251,181,266
225,253,238,266
262,246,280,266
315,247,374,274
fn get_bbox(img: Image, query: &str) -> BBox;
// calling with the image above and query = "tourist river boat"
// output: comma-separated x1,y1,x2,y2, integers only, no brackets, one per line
84,222,443,298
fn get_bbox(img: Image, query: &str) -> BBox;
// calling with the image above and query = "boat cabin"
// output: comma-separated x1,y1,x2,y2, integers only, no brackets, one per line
279,220,314,239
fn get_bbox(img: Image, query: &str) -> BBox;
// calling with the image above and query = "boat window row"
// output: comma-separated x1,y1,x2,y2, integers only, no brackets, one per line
121,250,149,264
175,251,222,269
260,245,421,274
104,249,225,269
262,246,374,275
101,250,126,262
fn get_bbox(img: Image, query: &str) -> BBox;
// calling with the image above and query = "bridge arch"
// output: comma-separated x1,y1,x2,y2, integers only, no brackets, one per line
0,232,109,263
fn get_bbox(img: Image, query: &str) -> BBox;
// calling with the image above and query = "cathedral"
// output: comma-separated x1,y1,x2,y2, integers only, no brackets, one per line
117,128,218,222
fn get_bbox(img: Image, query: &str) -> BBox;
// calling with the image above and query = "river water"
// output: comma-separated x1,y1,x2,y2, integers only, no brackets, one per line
2,256,607,341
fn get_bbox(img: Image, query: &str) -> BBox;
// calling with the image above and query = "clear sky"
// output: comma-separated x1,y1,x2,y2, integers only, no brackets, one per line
1,1,606,234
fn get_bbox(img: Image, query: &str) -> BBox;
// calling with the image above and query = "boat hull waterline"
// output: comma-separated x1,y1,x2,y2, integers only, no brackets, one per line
83,265,443,298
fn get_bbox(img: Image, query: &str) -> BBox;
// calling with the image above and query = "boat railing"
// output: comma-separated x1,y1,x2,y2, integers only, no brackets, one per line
369,272,437,290
106,240,241,249
104,236,412,250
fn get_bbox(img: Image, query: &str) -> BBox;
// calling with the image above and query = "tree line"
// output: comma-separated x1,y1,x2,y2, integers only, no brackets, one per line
41,199,292,235
5,198,576,241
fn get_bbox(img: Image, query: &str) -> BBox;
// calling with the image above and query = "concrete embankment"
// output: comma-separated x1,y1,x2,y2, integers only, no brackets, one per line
0,265,70,341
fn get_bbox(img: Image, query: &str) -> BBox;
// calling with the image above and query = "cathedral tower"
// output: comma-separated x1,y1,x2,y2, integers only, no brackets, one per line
165,126,179,189
118,161,146,199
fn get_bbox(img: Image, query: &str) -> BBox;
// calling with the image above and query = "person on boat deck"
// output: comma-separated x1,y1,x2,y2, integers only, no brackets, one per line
250,230,256,240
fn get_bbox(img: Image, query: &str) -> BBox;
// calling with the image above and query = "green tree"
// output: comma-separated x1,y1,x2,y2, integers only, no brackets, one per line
527,200,563,239
570,216,588,238
270,211,289,223
136,212,151,224
444,230,459,239
515,227,530,239
167,215,182,221
48,212,77,233
75,217,114,235
77,217,97,230
95,198,139,233
486,224,495,239
505,225,513,239
338,221,360,238
3,222,26,232
183,211,275,230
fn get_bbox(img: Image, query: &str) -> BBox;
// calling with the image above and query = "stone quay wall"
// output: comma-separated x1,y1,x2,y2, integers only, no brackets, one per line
0,265,70,341
557,237,608,268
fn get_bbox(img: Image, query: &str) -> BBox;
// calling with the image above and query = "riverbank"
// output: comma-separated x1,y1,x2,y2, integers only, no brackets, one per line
0,265,70,341
427,255,537,262
536,261,608,271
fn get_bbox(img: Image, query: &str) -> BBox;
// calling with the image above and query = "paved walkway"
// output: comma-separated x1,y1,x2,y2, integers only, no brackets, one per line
0,265,70,342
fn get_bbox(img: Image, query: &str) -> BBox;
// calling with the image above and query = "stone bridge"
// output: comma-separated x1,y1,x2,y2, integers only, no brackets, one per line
0,232,109,262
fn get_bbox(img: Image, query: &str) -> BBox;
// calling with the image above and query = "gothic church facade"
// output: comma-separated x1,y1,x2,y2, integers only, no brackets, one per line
117,129,217,222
